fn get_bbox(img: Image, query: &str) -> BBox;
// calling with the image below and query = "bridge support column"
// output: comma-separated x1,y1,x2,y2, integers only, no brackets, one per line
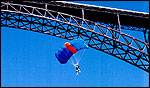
81,8,84,26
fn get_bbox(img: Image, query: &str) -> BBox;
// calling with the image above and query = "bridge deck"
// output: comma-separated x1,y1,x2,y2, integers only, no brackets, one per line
7,1,149,29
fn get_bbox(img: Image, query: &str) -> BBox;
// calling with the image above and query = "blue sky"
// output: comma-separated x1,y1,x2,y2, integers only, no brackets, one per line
1,1,149,87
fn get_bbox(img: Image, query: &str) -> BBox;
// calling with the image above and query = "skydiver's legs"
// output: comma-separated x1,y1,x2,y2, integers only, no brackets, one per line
76,70,78,75
76,72,78,75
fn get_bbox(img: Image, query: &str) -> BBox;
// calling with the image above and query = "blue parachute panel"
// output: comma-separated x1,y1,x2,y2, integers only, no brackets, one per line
55,39,88,64
70,39,88,51
55,47,73,64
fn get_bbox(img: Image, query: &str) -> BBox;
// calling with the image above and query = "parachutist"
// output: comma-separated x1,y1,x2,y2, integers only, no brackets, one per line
74,63,81,75
55,39,88,75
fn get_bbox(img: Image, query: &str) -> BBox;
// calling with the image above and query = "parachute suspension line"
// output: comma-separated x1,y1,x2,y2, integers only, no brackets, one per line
71,58,75,65
68,59,73,65
77,42,88,63
69,57,75,65
73,54,78,63
78,49,86,63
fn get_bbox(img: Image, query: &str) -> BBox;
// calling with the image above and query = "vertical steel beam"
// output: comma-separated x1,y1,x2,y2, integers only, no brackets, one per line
117,13,121,40
81,8,84,26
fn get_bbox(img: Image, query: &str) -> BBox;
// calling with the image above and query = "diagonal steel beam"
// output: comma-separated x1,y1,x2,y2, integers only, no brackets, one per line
1,11,149,72
1,2,149,73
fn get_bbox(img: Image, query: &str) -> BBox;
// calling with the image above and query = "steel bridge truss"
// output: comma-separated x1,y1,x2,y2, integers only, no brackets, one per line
1,2,149,72
23,1,149,33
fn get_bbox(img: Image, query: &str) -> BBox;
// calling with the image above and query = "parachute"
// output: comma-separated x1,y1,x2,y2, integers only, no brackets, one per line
55,39,88,64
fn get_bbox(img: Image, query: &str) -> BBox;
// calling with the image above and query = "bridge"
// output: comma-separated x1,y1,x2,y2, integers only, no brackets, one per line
1,1,149,72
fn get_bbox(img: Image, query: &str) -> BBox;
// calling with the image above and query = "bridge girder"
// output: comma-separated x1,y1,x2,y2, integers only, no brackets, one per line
1,2,149,72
